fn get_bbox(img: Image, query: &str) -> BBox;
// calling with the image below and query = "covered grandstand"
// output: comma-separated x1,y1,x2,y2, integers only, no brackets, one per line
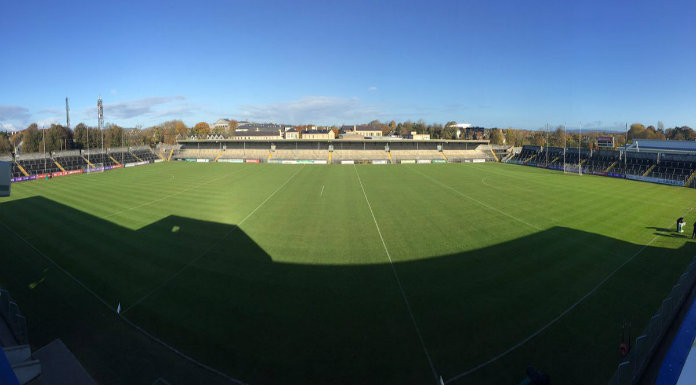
507,139,696,188
6,147,161,182
173,138,500,164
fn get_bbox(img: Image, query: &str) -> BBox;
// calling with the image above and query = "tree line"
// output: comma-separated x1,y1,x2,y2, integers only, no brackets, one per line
0,122,155,155
1,119,693,156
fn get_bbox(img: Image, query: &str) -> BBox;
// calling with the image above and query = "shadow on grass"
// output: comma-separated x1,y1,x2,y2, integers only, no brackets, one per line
1,196,695,385
646,226,673,232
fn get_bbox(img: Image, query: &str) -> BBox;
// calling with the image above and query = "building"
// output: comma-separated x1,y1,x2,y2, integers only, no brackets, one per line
342,125,383,137
233,124,283,140
411,131,430,140
285,128,299,139
302,129,335,140
212,119,231,131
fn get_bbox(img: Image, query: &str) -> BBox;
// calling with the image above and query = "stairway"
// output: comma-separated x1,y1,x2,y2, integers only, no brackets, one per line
2,345,41,384
214,151,224,162
489,148,499,162
167,149,174,161
642,164,656,177
14,163,29,177
440,151,448,162
108,155,121,166
130,152,142,162
53,161,66,173
81,156,95,168
685,170,696,187
605,160,618,173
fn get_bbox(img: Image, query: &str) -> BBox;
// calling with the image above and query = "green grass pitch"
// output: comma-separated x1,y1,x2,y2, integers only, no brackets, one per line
1,162,695,384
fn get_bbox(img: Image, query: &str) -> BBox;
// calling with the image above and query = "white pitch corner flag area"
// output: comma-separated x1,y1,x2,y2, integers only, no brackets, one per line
0,161,10,197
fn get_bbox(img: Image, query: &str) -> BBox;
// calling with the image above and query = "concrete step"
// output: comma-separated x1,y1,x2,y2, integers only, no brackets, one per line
11,359,41,384
2,345,31,366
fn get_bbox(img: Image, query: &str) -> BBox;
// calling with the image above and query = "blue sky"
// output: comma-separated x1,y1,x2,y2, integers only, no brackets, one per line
1,0,695,131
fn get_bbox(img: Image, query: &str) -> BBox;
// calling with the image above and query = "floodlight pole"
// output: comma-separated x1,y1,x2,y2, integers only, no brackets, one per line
563,122,567,174
578,124,581,175
42,126,46,175
545,123,549,167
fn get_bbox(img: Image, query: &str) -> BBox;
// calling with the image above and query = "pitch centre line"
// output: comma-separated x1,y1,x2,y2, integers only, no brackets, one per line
122,165,304,314
353,166,439,384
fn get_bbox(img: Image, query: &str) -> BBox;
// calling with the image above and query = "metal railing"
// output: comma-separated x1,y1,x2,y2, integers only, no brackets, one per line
0,287,29,345
609,256,696,384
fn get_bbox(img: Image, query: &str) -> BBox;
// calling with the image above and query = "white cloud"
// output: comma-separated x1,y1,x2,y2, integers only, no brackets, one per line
1,123,17,131
368,86,378,92
82,96,187,120
238,96,383,125
35,116,62,127
38,107,61,115
0,105,30,121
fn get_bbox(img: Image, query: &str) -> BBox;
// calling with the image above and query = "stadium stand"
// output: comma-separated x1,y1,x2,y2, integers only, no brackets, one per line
108,148,138,165
82,150,117,167
15,153,61,175
131,146,159,162
53,150,88,172
506,139,696,188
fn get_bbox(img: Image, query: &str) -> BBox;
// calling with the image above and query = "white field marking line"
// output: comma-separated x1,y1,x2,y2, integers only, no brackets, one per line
321,184,324,196
353,165,439,384
441,205,695,384
122,166,304,314
0,220,114,310
0,220,248,384
102,170,242,220
118,314,247,384
477,175,627,259
413,168,541,231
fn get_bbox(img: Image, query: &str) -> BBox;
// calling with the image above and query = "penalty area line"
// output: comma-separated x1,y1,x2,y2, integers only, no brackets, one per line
353,165,440,384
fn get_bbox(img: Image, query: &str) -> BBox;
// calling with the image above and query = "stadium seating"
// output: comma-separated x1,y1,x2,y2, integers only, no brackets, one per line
54,154,88,171
131,149,159,162
16,155,61,175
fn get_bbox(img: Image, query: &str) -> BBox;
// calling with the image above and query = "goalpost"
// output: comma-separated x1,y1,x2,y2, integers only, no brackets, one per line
86,162,105,174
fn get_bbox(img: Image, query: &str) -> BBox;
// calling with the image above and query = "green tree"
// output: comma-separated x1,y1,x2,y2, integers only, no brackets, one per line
489,128,505,144
0,132,12,154
22,123,41,153
627,123,646,142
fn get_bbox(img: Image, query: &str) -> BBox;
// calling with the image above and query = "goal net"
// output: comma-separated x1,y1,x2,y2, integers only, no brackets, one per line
86,162,105,173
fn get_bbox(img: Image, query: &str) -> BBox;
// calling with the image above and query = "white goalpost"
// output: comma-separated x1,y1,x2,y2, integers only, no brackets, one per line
86,162,105,174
